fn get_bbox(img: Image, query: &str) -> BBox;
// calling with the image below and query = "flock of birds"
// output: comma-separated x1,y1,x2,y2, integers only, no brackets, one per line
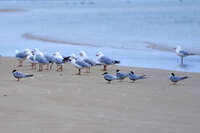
13,48,189,85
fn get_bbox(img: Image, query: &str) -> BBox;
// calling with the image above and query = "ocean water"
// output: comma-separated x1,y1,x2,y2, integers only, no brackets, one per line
0,0,200,72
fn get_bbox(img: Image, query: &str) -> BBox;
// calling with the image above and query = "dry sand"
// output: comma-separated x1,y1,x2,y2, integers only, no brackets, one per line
0,57,200,133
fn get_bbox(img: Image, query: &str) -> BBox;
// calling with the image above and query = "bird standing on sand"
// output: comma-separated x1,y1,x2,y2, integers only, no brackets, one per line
102,72,117,84
79,50,97,72
12,69,33,81
169,73,188,85
96,51,120,71
15,49,31,67
52,52,64,72
128,71,146,82
175,45,196,65
116,69,129,81
34,49,49,72
69,54,91,75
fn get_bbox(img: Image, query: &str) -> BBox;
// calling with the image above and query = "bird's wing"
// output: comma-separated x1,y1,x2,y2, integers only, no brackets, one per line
83,58,96,66
99,56,113,65
105,74,116,80
14,72,26,78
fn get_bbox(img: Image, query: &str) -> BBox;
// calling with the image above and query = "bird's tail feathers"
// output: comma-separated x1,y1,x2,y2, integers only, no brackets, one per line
26,74,34,78
140,75,146,79
181,76,188,80
114,60,120,64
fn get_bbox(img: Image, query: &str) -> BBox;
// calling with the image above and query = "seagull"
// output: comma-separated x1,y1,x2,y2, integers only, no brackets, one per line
175,45,196,65
12,69,33,81
44,54,54,70
27,53,37,70
52,52,64,72
69,54,91,75
102,72,117,84
34,50,49,71
169,73,188,85
15,49,31,67
79,50,97,72
116,69,129,81
128,71,146,82
96,51,120,71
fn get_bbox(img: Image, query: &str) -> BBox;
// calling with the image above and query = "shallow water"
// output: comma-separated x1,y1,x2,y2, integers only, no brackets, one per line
0,0,200,72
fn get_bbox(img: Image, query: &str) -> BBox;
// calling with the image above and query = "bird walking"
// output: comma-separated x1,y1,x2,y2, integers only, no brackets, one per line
102,72,117,84
169,73,188,85
128,71,146,82
12,69,33,81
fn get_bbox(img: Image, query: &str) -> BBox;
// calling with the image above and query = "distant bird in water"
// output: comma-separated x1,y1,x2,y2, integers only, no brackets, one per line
12,69,33,81
116,69,129,81
169,73,188,85
102,72,117,84
128,71,146,82
175,45,196,65
96,51,120,71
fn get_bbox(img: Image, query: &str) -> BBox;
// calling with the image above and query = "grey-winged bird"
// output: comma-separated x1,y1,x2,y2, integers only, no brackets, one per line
102,72,117,84
128,71,146,82
116,69,129,81
169,73,188,85
12,69,33,81
96,51,120,71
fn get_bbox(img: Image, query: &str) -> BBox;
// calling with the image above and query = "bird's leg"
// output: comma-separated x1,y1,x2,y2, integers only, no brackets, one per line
103,65,107,71
181,56,183,65
31,63,34,70
17,78,20,81
59,65,63,72
56,65,59,71
132,80,135,83
50,63,53,70
173,82,177,85
78,69,81,75
45,64,49,70
18,60,23,67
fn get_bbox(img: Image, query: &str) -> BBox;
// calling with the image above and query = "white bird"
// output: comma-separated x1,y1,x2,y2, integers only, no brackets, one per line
52,52,64,72
79,50,97,72
169,73,188,85
27,53,37,70
175,45,196,65
116,69,129,81
102,72,117,84
34,49,49,71
12,69,33,81
15,49,31,67
128,71,146,82
69,54,91,75
96,51,120,71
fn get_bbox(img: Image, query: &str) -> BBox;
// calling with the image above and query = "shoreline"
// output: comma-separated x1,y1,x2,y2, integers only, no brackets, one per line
2,56,199,74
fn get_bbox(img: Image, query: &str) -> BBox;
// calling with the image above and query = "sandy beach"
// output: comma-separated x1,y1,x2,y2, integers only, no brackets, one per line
0,56,200,133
